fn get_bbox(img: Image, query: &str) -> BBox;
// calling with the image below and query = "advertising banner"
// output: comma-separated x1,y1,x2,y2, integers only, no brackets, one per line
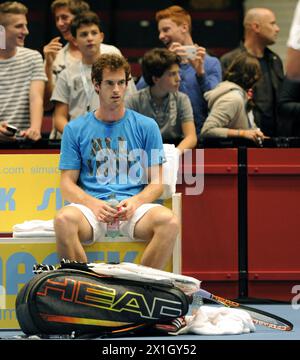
0,154,61,232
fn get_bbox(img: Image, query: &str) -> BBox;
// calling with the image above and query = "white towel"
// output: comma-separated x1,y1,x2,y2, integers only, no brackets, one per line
160,144,180,199
13,230,55,238
178,306,255,335
13,220,55,238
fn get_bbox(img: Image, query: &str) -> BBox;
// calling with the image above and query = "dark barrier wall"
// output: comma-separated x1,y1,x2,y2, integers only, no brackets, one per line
177,146,300,301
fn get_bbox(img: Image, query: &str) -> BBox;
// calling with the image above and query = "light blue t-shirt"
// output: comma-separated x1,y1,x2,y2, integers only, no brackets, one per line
59,109,165,201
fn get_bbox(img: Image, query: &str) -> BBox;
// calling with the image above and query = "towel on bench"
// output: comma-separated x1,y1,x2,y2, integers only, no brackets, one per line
161,144,180,199
13,220,55,238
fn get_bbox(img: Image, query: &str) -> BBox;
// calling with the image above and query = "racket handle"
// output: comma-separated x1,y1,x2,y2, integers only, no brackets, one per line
193,288,213,300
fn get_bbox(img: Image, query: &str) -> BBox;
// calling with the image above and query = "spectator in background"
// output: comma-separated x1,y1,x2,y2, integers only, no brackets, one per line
0,1,47,143
136,5,222,135
54,53,178,269
44,0,136,110
126,48,197,153
201,52,266,145
51,11,136,137
286,0,300,80
221,8,283,137
43,0,90,108
278,78,300,136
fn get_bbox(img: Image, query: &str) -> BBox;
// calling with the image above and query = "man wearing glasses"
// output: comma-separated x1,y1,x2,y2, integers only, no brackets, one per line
54,53,179,270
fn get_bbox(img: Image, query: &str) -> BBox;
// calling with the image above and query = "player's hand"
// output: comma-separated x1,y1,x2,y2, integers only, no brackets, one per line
91,199,118,223
117,197,142,220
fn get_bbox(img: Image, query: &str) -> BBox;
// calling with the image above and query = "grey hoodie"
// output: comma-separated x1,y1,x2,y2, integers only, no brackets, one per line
201,81,253,138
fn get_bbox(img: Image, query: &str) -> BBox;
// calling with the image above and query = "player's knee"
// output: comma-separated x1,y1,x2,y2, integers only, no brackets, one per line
167,213,179,237
156,209,179,235
54,208,78,231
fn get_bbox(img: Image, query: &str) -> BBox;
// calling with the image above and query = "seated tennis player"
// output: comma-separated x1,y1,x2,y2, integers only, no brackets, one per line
54,53,179,270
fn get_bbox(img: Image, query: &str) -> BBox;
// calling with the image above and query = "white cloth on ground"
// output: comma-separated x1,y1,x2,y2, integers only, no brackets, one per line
160,144,180,199
12,220,55,238
179,306,255,335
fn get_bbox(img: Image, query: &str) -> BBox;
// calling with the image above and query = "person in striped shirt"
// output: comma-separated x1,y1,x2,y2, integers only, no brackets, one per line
0,1,47,143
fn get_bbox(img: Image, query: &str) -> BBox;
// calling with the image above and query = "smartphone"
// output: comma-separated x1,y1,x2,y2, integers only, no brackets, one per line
183,45,197,60
6,124,18,136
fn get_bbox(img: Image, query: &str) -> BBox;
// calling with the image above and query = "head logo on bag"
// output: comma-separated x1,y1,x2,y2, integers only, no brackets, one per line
37,277,184,320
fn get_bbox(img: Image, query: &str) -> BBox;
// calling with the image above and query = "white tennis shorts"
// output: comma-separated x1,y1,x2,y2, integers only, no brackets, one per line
67,202,162,245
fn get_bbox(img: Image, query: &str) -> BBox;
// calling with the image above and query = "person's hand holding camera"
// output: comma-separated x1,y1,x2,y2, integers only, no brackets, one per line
168,42,187,57
0,121,17,142
168,43,206,76
189,45,206,76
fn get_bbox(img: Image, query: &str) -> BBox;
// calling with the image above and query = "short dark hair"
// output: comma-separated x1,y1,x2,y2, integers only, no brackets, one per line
70,11,101,38
51,0,90,16
92,54,131,85
224,52,261,90
142,48,181,86
0,1,27,26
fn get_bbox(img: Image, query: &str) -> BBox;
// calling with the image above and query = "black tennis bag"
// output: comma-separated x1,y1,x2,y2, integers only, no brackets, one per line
15,263,190,338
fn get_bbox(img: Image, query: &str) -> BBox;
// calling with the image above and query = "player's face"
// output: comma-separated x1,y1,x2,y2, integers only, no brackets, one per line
97,68,127,110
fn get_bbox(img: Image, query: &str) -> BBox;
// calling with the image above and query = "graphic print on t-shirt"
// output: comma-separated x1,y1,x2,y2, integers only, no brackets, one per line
87,136,146,185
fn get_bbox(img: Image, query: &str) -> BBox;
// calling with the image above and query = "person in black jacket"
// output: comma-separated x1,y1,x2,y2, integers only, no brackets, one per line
221,8,284,137
278,77,300,136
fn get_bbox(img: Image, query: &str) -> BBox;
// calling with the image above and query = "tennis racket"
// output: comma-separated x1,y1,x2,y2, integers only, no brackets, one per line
194,288,293,331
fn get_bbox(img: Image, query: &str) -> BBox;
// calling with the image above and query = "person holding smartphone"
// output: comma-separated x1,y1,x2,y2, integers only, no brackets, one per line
136,5,222,135
0,2,47,143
